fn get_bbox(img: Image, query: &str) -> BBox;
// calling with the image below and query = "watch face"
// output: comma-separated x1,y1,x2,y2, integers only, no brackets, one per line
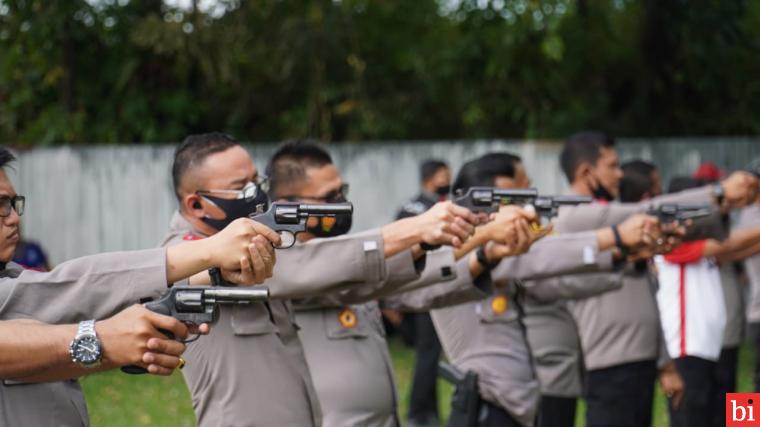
71,336,101,365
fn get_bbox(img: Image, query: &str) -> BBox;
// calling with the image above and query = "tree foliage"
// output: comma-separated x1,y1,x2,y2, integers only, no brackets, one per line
1,0,759,144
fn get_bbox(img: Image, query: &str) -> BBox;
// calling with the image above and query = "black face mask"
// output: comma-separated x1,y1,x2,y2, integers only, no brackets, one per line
307,195,353,238
435,185,451,197
200,185,269,231
591,180,616,202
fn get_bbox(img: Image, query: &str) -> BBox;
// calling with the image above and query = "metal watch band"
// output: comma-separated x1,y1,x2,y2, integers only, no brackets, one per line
712,182,725,205
78,319,97,337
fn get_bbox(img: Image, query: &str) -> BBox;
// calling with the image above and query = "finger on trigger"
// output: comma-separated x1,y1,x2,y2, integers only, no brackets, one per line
251,221,282,246
148,311,189,340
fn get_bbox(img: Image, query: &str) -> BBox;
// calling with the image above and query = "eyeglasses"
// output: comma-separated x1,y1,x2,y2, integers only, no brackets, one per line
283,183,349,203
196,177,269,201
0,195,25,217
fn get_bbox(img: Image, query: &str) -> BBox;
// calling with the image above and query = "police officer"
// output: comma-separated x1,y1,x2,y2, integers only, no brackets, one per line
395,159,451,427
0,146,280,427
427,153,668,427
526,132,758,427
162,135,481,427
268,142,540,426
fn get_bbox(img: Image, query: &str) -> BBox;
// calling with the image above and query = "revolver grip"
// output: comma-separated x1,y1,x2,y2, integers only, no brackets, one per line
121,296,176,375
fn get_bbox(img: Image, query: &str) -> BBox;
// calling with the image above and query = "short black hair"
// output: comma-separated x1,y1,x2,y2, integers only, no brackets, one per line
452,152,521,194
749,159,760,179
172,132,239,201
0,147,16,170
559,131,616,183
619,160,656,203
265,140,333,198
420,160,448,183
668,176,704,194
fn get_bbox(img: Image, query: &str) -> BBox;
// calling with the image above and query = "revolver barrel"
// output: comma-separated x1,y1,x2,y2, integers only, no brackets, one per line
202,287,270,303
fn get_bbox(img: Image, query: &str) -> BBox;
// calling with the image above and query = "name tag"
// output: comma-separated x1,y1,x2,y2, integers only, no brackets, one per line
583,246,596,264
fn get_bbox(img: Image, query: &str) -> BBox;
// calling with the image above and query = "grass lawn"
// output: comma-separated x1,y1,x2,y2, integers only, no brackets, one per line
81,338,756,427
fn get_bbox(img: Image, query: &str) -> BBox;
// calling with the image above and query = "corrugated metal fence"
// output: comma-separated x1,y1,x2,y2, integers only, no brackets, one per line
9,138,760,264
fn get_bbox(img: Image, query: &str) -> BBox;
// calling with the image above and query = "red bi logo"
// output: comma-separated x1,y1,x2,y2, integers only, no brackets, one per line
727,393,760,426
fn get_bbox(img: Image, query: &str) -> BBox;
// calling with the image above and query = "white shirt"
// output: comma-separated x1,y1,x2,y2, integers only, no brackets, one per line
655,253,726,361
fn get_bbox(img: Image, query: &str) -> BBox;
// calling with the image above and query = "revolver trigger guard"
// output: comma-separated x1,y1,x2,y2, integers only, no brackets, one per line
274,231,296,249
181,333,201,344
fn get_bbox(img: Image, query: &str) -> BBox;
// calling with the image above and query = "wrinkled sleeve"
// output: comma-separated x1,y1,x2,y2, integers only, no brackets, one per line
0,248,169,324
268,229,389,301
490,232,613,282
383,255,487,312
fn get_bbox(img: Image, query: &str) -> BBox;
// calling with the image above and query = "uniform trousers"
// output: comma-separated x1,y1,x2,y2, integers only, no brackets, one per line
407,312,442,425
585,359,658,427
712,346,739,427
446,399,521,427
537,396,576,427
669,356,718,427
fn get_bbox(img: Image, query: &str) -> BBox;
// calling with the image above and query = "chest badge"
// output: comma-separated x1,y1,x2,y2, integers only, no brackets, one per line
338,308,358,329
491,295,508,315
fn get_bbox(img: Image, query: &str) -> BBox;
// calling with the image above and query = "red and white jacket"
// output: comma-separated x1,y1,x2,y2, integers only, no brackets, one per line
654,240,726,361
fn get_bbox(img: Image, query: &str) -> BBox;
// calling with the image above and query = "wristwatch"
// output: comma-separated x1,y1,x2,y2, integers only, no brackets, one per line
475,246,500,271
69,320,102,368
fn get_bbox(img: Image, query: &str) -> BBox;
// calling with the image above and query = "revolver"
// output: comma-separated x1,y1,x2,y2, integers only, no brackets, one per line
250,202,354,248
646,203,714,224
452,187,539,214
453,187,592,228
532,195,593,221
122,285,269,375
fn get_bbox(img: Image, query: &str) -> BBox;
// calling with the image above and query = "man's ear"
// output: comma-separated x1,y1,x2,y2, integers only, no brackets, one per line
575,162,595,186
183,194,205,219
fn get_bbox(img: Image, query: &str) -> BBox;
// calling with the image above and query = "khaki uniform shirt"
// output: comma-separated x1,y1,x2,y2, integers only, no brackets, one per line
163,211,393,427
432,232,612,427
294,247,465,427
527,186,716,396
0,248,170,427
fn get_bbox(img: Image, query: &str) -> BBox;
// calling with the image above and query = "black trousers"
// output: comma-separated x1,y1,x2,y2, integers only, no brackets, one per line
445,399,521,427
669,356,718,427
712,346,739,427
407,312,442,424
585,359,658,427
537,395,576,427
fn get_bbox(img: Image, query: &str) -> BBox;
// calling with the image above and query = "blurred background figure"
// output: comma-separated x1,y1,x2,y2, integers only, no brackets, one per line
390,159,451,427
12,227,50,271
691,161,745,426
693,162,724,183
739,161,760,393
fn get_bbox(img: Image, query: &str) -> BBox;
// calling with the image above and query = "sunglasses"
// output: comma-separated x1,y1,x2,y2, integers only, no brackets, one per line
282,183,349,203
